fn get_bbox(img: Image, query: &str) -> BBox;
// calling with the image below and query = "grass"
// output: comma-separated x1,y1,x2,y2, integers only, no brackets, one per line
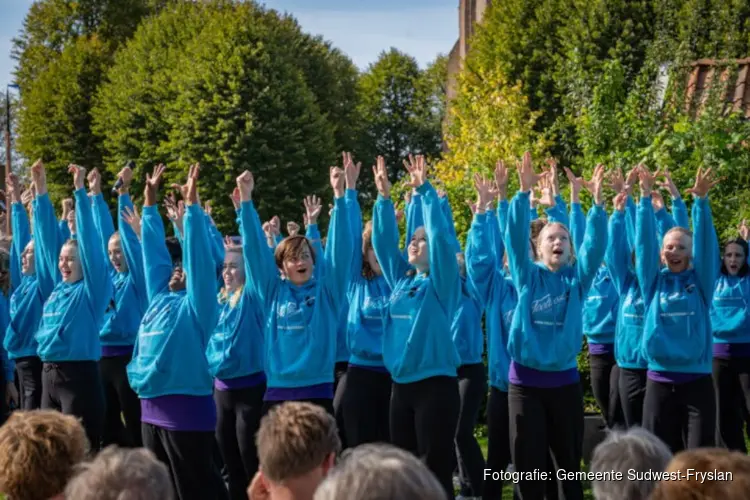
476,435,595,500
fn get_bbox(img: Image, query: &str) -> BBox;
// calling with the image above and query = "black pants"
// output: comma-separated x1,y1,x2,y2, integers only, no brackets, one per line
333,361,348,450
713,357,750,452
391,376,460,499
456,363,487,497
42,361,105,452
15,356,42,410
142,423,228,500
484,387,511,500
589,352,624,428
342,366,391,447
642,375,715,453
509,382,584,500
214,383,266,500
261,397,334,416
619,368,647,428
100,354,142,448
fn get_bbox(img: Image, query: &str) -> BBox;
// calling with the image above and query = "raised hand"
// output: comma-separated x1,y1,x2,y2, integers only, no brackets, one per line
685,166,721,198
287,221,300,237
545,157,560,196
473,174,494,214
638,164,655,196
587,164,606,206
236,171,254,202
373,156,390,199
656,166,681,199
537,175,555,207
204,200,212,217
624,166,640,194
330,166,345,198
304,195,322,225
269,216,281,236
68,164,87,191
230,187,241,211
7,173,21,203
116,164,134,195
395,208,404,223
342,152,361,190
517,151,543,192
494,160,509,199
144,164,166,207
739,219,750,241
563,167,586,201
30,159,47,195
607,168,626,194
61,198,74,220
87,168,102,195
67,209,77,235
613,191,627,212
122,205,142,240
403,154,427,189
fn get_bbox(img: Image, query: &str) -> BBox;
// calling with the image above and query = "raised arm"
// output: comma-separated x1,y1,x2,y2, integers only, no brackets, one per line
635,166,661,302
606,194,631,296
181,165,218,337
69,166,110,314
465,178,500,307
140,165,172,302
30,161,63,287
343,153,363,281
574,165,608,293
371,156,410,289
685,168,720,305
439,193,462,254
237,171,280,310
87,169,115,267
569,202,586,254
323,164,353,305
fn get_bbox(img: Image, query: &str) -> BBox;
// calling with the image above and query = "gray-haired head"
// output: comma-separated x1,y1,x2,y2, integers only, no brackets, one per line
64,445,174,500
313,443,447,500
590,426,673,500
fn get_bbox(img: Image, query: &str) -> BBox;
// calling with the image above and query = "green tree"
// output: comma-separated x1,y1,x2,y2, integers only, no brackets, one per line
16,35,111,203
93,1,346,231
357,49,445,187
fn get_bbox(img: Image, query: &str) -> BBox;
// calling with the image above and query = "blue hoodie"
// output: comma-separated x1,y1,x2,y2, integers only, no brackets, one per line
205,223,266,382
34,189,111,362
3,202,51,361
505,191,607,372
710,274,750,344
239,196,353,390
636,195,718,374
92,194,147,349
606,208,648,369
465,211,517,391
127,204,218,398
344,189,391,368
0,293,12,382
371,181,461,384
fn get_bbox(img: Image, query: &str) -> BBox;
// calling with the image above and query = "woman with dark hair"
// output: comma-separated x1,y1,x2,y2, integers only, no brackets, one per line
711,232,750,452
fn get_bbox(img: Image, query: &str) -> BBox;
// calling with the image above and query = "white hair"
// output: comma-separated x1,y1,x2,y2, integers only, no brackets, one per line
590,427,672,500
314,443,447,500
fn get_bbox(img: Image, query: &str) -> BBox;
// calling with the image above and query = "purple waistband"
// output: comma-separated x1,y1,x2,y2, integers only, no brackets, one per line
264,383,334,402
215,372,266,391
140,395,216,432
349,363,390,374
588,343,613,356
101,345,134,358
509,361,579,388
713,342,750,359
647,370,707,385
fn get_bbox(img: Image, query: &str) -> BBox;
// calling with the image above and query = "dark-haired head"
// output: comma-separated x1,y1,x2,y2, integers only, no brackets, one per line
721,238,749,277
165,237,186,291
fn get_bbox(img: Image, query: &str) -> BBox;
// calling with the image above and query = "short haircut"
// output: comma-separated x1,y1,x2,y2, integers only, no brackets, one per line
0,410,89,500
314,443,447,500
650,448,750,500
256,402,340,483
590,427,672,500
64,445,174,500
274,235,316,269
